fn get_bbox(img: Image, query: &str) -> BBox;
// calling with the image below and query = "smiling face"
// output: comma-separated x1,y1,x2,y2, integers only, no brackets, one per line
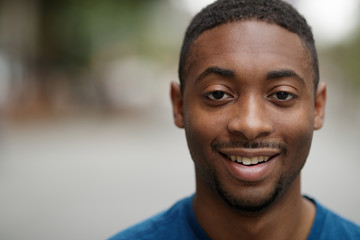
171,21,326,212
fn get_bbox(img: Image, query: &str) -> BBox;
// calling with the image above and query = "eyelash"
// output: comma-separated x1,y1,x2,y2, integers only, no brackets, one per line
205,91,230,100
203,90,297,107
269,91,297,101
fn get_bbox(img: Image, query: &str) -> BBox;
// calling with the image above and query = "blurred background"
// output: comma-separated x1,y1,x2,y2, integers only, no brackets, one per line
0,0,359,239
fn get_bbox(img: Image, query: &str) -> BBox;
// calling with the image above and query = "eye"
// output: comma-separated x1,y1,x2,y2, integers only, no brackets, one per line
205,91,231,101
270,91,296,101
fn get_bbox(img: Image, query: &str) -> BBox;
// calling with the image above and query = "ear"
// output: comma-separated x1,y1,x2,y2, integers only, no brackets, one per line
170,81,184,128
314,82,327,130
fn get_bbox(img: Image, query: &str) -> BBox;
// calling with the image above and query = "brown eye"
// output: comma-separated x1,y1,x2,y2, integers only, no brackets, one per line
271,91,296,101
206,91,229,100
277,92,289,100
212,91,225,100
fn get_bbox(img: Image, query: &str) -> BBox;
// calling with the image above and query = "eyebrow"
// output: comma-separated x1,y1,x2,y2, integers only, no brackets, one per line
195,67,305,86
196,66,235,83
266,69,305,85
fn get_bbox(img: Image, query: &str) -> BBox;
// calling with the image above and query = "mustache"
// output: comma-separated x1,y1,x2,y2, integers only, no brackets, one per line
211,139,287,154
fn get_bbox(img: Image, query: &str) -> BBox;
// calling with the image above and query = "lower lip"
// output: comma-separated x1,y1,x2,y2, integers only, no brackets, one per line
223,155,277,183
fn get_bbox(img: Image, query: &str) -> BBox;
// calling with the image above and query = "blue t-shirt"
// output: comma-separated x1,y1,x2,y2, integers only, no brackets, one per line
109,195,360,240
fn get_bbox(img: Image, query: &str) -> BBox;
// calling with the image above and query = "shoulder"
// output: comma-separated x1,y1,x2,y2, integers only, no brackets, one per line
307,197,360,240
108,195,196,240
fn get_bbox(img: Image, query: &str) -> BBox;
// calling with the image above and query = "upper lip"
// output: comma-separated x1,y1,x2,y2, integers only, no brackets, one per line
218,148,281,158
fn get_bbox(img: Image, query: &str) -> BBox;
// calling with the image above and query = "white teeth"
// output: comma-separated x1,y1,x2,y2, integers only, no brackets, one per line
229,155,271,165
242,157,251,165
250,157,259,165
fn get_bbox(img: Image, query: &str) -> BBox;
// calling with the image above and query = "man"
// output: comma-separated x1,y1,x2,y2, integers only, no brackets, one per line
109,0,360,239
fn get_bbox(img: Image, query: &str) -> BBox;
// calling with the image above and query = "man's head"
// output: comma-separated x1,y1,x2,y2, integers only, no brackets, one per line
178,0,319,93
171,0,326,213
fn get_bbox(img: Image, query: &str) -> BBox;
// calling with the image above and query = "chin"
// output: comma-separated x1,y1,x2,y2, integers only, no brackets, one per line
216,180,283,213
212,170,300,213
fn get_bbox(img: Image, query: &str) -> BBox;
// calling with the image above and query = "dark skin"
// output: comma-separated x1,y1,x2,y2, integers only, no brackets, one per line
171,21,327,240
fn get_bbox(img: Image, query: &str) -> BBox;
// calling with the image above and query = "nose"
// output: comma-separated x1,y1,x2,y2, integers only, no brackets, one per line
227,95,273,140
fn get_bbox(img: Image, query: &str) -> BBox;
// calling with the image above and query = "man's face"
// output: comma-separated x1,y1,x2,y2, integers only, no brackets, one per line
171,21,326,212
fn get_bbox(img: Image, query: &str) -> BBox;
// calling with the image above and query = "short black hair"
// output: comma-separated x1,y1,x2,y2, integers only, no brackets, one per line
178,0,319,93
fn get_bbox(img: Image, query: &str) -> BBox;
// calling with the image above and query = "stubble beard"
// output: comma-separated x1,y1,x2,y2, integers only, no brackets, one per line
214,170,284,213
198,161,303,214
207,139,296,213
188,135,306,214
193,149,304,214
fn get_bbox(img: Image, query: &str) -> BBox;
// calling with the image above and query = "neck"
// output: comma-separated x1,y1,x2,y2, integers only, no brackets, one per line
193,175,315,240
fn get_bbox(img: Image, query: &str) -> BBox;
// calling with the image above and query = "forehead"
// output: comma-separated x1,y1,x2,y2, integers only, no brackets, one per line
186,20,312,86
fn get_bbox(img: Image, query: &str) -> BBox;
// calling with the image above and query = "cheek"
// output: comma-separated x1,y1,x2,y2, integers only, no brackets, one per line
273,99,315,134
183,105,225,160
184,113,214,150
184,119,210,172
274,107,314,159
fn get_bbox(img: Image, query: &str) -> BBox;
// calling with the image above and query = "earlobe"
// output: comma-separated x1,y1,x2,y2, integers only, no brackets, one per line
314,82,327,130
170,81,184,128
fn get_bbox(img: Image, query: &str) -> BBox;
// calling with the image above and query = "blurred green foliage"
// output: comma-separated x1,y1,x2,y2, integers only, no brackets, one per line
38,0,181,71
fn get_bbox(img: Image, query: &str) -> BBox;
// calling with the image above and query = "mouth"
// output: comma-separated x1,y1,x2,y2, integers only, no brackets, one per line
216,148,281,182
220,153,279,166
